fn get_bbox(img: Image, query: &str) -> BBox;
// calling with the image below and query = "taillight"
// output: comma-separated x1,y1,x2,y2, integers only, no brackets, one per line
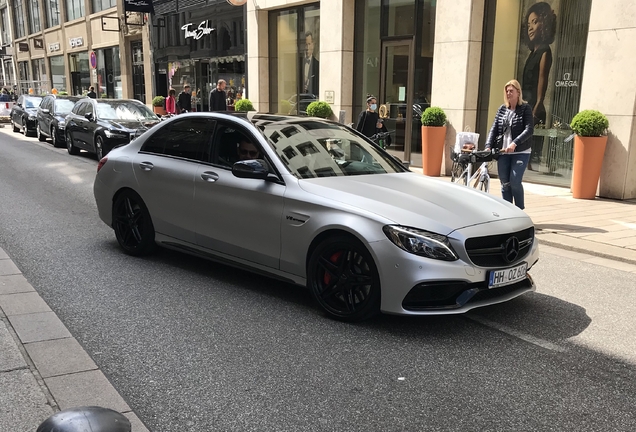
97,156,108,172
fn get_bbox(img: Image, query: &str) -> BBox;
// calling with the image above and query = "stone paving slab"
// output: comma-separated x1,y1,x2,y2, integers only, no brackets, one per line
44,370,131,413
0,320,27,372
0,259,21,276
9,311,72,344
0,292,52,316
0,369,54,432
25,337,98,379
124,412,151,432
0,274,36,295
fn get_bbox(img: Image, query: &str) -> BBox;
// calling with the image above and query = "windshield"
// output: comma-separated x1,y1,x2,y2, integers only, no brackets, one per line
54,99,76,115
96,102,158,121
261,120,406,178
25,98,42,109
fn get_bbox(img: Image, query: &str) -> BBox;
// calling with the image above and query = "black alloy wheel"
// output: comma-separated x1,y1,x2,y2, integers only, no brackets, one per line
51,126,62,148
66,130,80,155
37,124,46,141
112,190,156,256
12,120,19,132
95,135,104,161
307,236,381,322
22,119,29,136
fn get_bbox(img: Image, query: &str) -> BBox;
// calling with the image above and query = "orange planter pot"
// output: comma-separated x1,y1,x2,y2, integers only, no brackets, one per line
571,135,607,199
153,106,166,116
421,126,447,176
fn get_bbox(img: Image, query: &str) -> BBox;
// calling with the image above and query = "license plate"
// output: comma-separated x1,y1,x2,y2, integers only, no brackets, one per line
488,262,528,288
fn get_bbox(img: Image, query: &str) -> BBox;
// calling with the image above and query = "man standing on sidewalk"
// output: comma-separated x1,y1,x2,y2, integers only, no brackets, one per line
209,79,227,112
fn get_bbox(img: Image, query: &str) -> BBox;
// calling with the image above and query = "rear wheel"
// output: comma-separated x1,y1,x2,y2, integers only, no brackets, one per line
66,130,80,155
37,124,46,141
95,135,105,161
112,190,156,256
307,236,381,322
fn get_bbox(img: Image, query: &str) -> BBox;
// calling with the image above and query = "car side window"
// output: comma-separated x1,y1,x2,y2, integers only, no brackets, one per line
140,118,216,162
212,122,262,168
72,102,84,115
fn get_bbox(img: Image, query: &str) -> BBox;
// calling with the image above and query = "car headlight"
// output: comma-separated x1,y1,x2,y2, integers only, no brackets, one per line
383,225,458,261
58,121,66,129
104,130,128,139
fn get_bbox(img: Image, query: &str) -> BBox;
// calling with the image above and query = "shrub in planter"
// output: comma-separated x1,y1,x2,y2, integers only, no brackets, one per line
306,101,333,119
58,91,68,95
420,106,447,127
234,99,255,112
570,109,609,137
152,96,166,107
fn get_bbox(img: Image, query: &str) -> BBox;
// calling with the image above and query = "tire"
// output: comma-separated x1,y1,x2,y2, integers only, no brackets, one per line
307,235,381,322
12,120,19,133
95,135,105,161
450,161,466,185
37,124,46,141
112,190,156,256
51,126,62,148
22,119,29,136
66,130,80,155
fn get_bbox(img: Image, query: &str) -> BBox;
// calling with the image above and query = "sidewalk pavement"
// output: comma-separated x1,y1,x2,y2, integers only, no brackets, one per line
2,176,636,432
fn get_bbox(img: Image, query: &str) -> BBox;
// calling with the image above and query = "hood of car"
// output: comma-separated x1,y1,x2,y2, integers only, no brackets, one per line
298,173,528,234
103,119,160,131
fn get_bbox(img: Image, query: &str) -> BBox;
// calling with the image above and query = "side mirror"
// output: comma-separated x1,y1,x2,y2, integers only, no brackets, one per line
232,159,270,180
41,108,50,114
85,112,94,121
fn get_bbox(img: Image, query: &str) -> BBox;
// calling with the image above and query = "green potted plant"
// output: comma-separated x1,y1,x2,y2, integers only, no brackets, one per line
306,101,333,119
234,98,254,112
570,109,609,199
152,96,166,115
420,106,447,176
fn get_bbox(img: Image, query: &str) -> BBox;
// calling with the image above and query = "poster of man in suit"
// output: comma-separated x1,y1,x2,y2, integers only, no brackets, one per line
302,31,319,95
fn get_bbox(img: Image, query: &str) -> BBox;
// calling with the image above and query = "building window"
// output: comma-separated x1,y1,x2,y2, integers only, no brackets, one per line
269,5,320,115
28,0,41,34
478,0,592,187
31,58,46,93
13,0,26,38
46,0,61,28
1,7,11,44
18,61,29,93
3,59,15,86
49,55,66,93
69,51,89,95
92,0,116,14
65,0,84,21
96,46,121,98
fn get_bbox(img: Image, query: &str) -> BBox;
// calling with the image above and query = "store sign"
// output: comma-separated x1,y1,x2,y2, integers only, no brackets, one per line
18,42,29,52
182,21,215,40
555,72,579,88
123,0,154,13
33,38,44,49
69,37,83,48
49,42,60,52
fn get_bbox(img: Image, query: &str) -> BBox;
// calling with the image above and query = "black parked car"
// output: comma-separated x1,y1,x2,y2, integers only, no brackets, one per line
64,98,160,160
10,95,43,136
36,95,80,147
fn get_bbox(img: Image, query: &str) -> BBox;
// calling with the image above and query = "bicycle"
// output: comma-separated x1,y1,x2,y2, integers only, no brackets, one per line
369,130,394,150
450,146,500,193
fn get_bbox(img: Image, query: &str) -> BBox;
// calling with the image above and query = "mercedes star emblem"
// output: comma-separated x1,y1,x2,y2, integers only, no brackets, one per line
503,236,520,263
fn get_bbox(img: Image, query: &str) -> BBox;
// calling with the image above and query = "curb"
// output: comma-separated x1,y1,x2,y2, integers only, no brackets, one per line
536,232,636,266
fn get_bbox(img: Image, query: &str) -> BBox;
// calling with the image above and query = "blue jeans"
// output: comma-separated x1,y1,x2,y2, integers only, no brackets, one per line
497,153,530,209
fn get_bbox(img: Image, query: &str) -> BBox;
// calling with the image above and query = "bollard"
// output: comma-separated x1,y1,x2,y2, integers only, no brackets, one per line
36,406,131,432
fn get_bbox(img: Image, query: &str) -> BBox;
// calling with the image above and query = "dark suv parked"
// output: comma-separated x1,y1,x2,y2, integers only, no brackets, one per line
37,95,81,147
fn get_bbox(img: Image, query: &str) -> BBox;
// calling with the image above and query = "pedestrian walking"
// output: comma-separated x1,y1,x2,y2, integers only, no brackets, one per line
165,88,177,115
209,79,227,112
355,94,390,144
177,84,192,113
0,88,9,102
485,79,534,210
87,86,97,99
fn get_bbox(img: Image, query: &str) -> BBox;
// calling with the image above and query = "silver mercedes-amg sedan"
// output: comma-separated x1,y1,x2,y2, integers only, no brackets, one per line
94,112,539,321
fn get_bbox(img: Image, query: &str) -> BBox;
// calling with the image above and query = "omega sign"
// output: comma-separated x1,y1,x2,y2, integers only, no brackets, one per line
182,21,215,40
69,37,84,48
555,72,579,88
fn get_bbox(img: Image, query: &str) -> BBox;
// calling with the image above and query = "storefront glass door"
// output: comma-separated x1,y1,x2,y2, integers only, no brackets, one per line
379,39,414,165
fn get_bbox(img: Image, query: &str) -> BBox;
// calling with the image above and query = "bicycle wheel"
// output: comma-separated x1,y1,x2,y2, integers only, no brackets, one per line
479,175,490,193
451,162,467,185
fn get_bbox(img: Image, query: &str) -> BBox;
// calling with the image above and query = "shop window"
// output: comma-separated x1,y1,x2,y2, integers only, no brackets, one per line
92,0,116,13
49,55,66,93
69,52,89,96
31,58,46,94
269,5,320,115
45,0,61,27
1,7,11,43
96,47,121,98
478,0,592,187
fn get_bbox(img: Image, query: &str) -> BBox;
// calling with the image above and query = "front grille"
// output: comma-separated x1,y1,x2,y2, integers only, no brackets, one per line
465,227,534,267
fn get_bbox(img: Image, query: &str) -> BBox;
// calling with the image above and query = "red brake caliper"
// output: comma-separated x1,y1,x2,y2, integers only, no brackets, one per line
323,251,343,285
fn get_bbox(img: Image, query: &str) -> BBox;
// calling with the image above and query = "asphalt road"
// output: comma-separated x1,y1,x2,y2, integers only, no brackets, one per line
1,127,636,431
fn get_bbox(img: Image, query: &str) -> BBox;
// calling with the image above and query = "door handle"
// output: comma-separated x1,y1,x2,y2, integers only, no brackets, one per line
200,171,219,182
139,161,154,171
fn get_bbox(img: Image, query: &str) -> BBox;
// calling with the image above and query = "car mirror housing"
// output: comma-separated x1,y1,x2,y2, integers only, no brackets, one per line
85,112,94,121
232,159,270,180
41,108,50,114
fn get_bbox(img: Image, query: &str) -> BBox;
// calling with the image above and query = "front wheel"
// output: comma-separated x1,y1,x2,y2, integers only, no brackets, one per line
37,124,46,141
52,126,62,148
307,236,381,322
112,190,156,256
66,130,80,155
12,120,19,132
95,135,105,161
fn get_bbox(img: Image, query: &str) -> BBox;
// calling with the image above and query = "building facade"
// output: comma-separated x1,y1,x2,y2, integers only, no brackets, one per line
246,0,636,199
0,0,153,102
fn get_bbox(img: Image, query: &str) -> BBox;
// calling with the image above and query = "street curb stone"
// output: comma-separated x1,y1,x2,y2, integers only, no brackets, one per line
536,232,636,266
